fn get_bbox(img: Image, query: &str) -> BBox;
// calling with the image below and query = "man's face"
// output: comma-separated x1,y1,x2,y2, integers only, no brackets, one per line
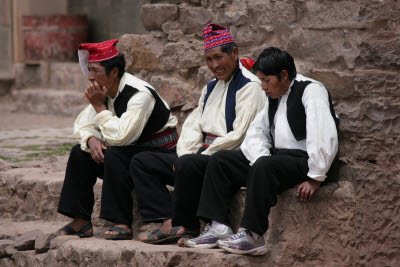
87,62,115,91
256,71,289,99
205,46,238,82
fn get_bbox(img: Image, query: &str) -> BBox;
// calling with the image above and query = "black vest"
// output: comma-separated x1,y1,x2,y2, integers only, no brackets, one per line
108,84,170,143
268,80,339,143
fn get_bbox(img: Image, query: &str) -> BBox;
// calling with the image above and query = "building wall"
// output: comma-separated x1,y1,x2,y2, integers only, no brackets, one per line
0,0,12,73
116,0,400,266
67,0,145,42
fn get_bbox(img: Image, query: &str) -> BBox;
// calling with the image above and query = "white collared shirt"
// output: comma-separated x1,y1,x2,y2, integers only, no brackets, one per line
240,74,338,181
74,72,178,151
177,63,267,157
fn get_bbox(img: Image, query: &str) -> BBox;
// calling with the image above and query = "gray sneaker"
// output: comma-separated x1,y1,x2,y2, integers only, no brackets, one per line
185,224,233,248
217,228,267,256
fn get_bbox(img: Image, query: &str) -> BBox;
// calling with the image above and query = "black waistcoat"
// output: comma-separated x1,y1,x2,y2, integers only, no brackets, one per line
108,84,170,143
268,80,339,142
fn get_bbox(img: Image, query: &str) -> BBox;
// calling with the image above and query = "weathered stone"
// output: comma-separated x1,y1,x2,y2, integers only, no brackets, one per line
149,76,186,108
11,250,38,267
118,34,164,73
0,240,13,259
196,65,214,89
50,235,79,250
309,70,355,99
5,245,17,257
35,232,57,254
160,40,204,71
13,230,42,251
141,4,179,30
179,6,213,37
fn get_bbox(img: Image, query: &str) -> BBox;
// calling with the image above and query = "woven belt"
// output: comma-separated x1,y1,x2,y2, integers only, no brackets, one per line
141,128,179,149
203,133,219,148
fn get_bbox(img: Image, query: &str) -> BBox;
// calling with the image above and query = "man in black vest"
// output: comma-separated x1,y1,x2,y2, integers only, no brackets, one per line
57,39,178,240
185,47,339,255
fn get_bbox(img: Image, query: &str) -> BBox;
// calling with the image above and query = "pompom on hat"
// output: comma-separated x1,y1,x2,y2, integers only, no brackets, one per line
203,23,235,51
78,39,119,76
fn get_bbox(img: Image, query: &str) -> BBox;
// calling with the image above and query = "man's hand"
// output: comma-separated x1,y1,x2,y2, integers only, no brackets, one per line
87,137,107,163
85,81,108,113
295,179,321,202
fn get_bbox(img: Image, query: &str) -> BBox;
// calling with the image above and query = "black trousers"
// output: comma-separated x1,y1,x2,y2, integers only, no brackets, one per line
172,152,210,228
197,149,310,236
57,144,168,226
129,150,177,222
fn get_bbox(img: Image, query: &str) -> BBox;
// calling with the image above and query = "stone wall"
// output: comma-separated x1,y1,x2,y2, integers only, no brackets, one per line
116,0,400,266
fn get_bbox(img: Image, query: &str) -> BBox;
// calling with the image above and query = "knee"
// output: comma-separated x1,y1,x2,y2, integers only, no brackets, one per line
68,144,87,162
130,152,154,173
173,154,195,172
103,146,119,162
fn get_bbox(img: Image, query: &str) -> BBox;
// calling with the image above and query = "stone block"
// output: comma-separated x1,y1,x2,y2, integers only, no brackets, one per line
161,40,204,71
179,6,213,37
35,232,57,254
0,240,13,259
149,76,186,109
309,70,355,99
13,230,42,251
50,235,79,250
141,4,178,30
118,34,164,73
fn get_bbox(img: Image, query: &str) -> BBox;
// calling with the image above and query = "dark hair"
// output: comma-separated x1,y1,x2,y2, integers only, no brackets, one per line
100,53,126,79
253,47,297,80
220,42,238,55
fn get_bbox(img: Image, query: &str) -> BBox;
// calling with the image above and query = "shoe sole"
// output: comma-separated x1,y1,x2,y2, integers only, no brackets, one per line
219,245,268,256
185,242,218,249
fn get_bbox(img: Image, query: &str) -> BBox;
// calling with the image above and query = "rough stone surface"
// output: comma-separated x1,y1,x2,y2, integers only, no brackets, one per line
49,235,79,250
141,4,179,30
35,232,57,254
13,230,42,251
0,240,13,259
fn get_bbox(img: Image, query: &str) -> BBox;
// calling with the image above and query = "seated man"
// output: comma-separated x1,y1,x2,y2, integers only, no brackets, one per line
130,24,266,244
57,39,178,240
186,47,339,255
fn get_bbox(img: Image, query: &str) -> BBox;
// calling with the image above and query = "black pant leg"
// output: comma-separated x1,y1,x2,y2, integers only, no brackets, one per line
58,144,103,221
197,150,250,226
241,155,309,235
172,153,210,228
130,150,177,222
100,146,163,226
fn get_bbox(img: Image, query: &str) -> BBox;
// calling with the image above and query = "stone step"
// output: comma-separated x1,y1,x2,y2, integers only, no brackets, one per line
0,161,357,265
11,88,87,117
0,219,271,267
13,62,87,92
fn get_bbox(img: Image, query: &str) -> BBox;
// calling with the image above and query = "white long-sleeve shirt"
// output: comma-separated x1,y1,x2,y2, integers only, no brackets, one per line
177,63,267,157
74,72,178,151
241,74,338,182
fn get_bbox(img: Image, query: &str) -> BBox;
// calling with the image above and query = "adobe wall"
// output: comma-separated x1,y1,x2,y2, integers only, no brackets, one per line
116,0,400,266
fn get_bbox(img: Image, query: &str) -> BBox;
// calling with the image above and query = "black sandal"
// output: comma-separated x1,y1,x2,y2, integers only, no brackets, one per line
143,226,197,245
104,226,133,240
58,222,93,238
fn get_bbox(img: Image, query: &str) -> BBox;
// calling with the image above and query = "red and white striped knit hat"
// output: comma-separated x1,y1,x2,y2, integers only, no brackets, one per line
203,23,235,51
78,39,119,76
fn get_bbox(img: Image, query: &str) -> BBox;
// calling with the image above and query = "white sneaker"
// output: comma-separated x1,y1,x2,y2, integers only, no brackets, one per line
185,224,233,249
217,228,267,256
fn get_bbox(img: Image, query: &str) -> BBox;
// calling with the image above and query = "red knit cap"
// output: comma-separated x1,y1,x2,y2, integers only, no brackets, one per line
203,23,235,51
79,39,119,62
78,39,119,76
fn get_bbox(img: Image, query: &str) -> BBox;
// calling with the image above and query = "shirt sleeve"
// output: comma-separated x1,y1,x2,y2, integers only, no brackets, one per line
201,82,267,156
303,83,338,181
176,86,207,157
240,100,273,165
93,91,156,146
73,104,104,152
